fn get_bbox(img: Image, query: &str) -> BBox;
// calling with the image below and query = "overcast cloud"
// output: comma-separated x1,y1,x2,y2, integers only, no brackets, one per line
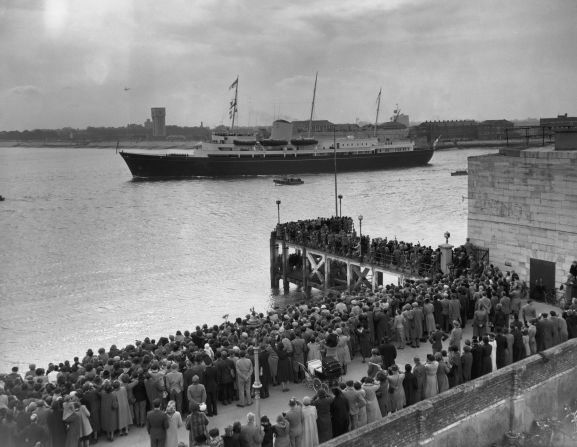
1,0,576,130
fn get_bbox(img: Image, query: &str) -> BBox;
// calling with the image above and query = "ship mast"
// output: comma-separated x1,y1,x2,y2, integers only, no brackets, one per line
308,72,318,138
374,88,381,138
229,76,239,131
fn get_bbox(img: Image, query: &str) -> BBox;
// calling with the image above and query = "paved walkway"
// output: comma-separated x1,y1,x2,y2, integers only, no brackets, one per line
107,300,558,446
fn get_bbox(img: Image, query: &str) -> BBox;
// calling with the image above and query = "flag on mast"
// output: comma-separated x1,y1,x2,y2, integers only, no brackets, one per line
229,77,238,90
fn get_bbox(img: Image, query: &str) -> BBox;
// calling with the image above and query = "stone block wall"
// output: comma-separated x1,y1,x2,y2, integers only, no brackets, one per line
467,148,577,286
321,339,577,447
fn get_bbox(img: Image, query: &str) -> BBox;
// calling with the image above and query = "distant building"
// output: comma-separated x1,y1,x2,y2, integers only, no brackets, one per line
540,113,577,131
477,119,514,140
413,120,478,143
151,108,166,137
144,118,152,130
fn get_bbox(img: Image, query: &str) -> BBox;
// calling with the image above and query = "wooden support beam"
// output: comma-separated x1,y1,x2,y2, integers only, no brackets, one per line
282,243,289,293
270,232,279,289
302,247,309,298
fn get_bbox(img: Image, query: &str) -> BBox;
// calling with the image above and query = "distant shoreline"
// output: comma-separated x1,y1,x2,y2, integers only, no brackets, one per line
0,139,528,150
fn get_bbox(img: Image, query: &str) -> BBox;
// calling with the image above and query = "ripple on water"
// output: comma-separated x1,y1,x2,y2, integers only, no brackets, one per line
0,147,497,367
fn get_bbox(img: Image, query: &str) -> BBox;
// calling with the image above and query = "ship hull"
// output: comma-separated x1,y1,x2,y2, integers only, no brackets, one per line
119,149,435,178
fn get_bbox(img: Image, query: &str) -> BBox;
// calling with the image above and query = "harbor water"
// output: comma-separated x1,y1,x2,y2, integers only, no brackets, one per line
0,146,497,369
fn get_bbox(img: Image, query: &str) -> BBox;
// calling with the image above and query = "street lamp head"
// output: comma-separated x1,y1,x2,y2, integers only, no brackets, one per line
276,200,281,205
444,231,450,244
358,215,363,221
338,194,343,199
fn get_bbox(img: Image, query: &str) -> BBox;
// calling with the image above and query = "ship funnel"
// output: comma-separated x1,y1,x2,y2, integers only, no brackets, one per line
271,120,293,140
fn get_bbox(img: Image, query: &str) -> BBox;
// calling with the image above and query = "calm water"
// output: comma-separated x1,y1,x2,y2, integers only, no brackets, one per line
0,146,496,369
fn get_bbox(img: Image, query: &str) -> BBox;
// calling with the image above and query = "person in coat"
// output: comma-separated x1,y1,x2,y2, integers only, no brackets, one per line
378,337,397,369
330,388,349,437
100,381,118,441
63,402,83,447
239,412,264,447
386,365,405,412
412,357,426,402
480,336,493,376
113,379,133,436
148,398,170,447
461,345,473,382
203,358,219,416
362,378,382,422
311,388,333,443
402,364,418,406
375,371,389,417
423,354,439,398
285,398,304,447
272,414,290,447
165,400,183,447
301,397,319,447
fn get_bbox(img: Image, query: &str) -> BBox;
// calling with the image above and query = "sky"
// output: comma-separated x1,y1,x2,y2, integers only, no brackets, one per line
1,0,576,131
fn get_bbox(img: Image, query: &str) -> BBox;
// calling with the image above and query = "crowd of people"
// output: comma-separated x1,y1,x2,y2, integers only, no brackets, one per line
2,226,577,447
277,218,481,279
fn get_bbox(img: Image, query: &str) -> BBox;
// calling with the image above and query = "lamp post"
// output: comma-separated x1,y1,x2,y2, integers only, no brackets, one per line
253,344,262,422
358,215,363,262
276,200,281,224
338,194,343,217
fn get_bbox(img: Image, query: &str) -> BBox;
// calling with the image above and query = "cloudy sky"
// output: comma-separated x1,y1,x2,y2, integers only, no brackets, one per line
1,0,576,130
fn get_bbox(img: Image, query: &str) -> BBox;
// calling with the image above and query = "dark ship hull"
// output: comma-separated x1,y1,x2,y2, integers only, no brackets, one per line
119,149,435,178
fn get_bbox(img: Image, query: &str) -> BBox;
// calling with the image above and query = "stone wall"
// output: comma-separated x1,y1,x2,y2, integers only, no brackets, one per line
321,339,577,447
466,148,577,287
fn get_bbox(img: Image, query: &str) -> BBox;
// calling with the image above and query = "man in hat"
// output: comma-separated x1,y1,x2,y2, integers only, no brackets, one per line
239,412,264,447
378,337,397,369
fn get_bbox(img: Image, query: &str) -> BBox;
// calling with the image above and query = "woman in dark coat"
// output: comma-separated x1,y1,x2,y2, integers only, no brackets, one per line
356,324,371,362
275,342,292,392
312,388,333,443
48,399,67,447
81,383,100,442
495,330,508,369
402,364,418,406
330,387,350,437
481,336,493,376
100,382,118,441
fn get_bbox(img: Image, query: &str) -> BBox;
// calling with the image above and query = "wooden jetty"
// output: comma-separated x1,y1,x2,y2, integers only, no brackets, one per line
269,231,422,296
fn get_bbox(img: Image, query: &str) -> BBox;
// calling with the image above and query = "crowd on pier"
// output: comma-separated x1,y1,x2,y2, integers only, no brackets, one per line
276,217,480,278
2,235,577,447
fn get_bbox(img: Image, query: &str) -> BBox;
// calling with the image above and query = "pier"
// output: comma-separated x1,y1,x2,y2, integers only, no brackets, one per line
269,217,473,296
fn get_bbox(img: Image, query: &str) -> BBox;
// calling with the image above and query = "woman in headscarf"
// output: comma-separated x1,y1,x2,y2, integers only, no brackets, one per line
165,400,183,447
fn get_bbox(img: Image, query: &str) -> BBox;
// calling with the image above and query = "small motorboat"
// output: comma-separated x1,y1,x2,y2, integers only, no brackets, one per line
451,170,468,176
0,195,5,201
273,177,304,185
